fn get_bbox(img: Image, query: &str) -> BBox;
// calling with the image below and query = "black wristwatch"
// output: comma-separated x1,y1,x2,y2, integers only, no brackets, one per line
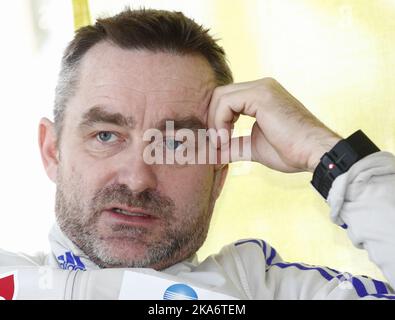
311,130,380,200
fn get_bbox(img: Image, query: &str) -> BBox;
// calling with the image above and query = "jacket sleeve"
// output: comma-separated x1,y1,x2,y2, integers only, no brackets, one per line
0,250,128,299
327,150,395,296
232,151,395,299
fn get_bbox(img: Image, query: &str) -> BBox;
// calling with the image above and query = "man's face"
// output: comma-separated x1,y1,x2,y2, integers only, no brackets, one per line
50,42,226,270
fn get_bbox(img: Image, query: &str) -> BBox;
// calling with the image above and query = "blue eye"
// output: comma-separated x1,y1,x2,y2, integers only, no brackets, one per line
96,131,117,143
165,138,183,150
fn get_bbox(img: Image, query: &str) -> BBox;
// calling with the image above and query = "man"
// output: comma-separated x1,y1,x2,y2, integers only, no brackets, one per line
0,8,394,300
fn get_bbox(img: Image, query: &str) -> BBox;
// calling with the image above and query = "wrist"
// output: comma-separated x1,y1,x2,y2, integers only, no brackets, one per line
306,134,342,173
310,129,380,199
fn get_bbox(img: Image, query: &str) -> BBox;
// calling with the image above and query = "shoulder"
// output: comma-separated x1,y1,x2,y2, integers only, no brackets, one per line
200,239,282,299
199,238,281,272
231,239,281,266
209,238,281,270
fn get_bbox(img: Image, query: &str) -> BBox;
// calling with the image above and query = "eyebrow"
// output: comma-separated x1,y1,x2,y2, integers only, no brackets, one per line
79,106,206,131
79,106,135,129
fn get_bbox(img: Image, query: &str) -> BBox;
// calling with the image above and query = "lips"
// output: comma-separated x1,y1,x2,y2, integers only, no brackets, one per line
111,207,151,217
102,205,158,225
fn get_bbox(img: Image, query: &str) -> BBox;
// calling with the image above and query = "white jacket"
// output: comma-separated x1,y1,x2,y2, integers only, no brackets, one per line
0,151,394,300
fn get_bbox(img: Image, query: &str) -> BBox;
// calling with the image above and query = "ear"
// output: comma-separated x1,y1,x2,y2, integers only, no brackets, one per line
38,118,59,183
211,164,229,201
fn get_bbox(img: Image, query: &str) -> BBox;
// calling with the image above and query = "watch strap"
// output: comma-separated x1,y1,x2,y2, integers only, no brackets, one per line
311,130,380,199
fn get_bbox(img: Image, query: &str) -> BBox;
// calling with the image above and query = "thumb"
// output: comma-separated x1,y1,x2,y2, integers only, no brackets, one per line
218,136,253,164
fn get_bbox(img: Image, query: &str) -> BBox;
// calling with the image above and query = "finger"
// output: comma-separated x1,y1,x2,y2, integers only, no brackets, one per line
207,82,257,145
207,85,237,147
210,90,262,147
219,136,252,164
217,134,285,165
218,129,301,172
207,81,257,126
208,90,243,147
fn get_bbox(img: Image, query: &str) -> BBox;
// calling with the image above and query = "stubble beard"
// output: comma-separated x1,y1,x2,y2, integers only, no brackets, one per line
54,168,213,270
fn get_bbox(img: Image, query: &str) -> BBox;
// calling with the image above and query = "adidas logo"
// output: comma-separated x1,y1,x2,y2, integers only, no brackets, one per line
57,251,86,271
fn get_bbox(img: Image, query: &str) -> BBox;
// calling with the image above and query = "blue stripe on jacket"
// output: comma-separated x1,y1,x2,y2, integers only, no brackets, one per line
234,239,395,300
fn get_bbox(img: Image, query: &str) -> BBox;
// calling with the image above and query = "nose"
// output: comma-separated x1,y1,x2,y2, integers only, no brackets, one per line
114,147,158,193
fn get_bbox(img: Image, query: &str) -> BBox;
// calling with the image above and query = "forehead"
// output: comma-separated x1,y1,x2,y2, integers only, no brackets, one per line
69,42,216,124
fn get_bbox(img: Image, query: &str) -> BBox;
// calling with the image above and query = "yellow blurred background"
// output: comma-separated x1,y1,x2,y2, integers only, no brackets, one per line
201,0,395,281
0,0,393,282
205,0,395,281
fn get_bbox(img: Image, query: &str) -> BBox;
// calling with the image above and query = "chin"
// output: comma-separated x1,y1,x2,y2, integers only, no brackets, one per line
91,237,150,267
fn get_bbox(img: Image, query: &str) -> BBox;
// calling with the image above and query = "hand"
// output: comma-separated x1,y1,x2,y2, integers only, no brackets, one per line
207,78,342,173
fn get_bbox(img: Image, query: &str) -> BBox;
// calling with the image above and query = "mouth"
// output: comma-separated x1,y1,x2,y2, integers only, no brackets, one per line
111,207,151,217
102,206,158,225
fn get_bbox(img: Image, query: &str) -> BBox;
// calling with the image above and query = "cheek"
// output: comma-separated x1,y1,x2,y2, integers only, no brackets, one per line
157,165,214,213
63,142,113,179
59,150,109,202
